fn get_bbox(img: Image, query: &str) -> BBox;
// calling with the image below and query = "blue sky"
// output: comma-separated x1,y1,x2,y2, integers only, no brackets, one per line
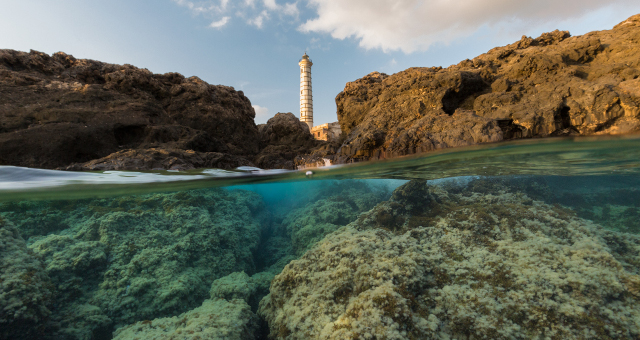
1,1,639,125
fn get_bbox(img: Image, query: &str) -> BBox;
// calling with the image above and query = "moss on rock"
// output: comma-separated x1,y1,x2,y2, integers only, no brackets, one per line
259,180,640,339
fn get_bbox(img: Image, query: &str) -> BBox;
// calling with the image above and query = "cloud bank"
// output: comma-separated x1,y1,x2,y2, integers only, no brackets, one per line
299,0,639,53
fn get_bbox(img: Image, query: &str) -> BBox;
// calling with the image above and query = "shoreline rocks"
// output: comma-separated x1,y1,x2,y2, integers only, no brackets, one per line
0,51,321,171
333,14,640,163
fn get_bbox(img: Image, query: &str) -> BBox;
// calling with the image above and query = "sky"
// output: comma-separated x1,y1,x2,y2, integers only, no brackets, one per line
1,1,639,125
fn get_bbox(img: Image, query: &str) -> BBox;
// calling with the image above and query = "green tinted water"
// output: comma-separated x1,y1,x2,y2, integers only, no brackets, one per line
1,135,639,339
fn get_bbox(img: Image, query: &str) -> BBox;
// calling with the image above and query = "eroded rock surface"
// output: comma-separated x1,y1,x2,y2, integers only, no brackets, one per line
335,14,640,162
255,112,320,169
259,179,640,339
0,49,259,170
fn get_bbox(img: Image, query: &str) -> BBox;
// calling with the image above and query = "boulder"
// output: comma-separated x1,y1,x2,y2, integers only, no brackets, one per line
0,49,260,170
254,112,319,169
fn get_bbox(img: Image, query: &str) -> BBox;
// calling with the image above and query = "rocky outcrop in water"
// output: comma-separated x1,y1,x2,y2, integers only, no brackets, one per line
0,49,262,170
254,112,320,169
335,14,640,162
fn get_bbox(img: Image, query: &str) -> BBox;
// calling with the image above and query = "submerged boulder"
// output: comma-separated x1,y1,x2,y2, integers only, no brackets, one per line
259,179,640,339
113,298,258,340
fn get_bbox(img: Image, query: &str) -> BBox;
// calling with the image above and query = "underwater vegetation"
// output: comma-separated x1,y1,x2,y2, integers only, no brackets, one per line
260,179,640,340
0,180,389,339
1,176,640,339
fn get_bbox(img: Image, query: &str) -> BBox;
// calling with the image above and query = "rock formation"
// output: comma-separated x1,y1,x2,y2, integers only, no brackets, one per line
0,218,54,340
259,179,640,339
334,14,640,162
0,50,319,171
254,112,321,169
0,188,270,339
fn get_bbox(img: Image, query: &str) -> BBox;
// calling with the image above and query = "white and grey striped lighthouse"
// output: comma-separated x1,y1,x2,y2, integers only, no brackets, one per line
299,53,313,130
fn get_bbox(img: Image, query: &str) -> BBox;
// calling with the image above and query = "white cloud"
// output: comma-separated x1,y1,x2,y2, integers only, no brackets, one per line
248,10,269,28
263,0,278,11
209,16,230,28
283,2,299,17
299,0,640,53
172,0,226,14
253,105,270,122
173,0,298,29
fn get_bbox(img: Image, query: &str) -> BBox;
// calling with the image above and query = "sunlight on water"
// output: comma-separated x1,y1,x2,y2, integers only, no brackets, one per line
1,134,640,339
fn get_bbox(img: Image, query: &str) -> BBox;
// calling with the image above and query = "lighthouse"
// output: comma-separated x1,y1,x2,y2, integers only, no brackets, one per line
299,53,313,130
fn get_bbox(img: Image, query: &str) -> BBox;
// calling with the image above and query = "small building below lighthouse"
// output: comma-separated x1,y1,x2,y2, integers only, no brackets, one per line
299,53,313,130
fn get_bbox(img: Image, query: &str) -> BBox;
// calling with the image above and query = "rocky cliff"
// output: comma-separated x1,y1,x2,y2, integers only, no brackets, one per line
0,50,317,171
334,14,640,162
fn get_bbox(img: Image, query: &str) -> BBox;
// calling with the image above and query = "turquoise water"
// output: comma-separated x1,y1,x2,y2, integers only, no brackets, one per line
1,135,640,339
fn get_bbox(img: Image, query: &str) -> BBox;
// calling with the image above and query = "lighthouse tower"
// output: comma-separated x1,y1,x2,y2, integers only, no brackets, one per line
299,53,313,130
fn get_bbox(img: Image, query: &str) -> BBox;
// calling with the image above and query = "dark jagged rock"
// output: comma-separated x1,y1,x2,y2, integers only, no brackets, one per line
335,14,640,162
0,49,259,170
64,148,253,171
254,112,320,169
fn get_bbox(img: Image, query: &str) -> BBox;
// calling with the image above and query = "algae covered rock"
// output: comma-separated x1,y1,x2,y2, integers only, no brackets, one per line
0,218,53,340
112,298,258,340
278,181,386,256
259,180,640,339
209,271,256,302
1,188,268,338
114,271,261,340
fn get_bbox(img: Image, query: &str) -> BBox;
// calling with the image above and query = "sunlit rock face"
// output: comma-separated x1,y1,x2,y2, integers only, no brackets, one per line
335,14,640,162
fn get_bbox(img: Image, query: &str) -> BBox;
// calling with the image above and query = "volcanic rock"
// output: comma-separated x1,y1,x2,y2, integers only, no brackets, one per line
335,14,640,162
254,112,320,169
64,148,253,171
0,49,259,170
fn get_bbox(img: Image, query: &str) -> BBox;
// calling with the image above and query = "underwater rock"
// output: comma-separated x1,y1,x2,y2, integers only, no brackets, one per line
113,270,260,340
0,218,54,340
209,271,256,303
259,180,640,339
278,181,385,256
112,298,258,340
335,14,640,162
0,188,268,337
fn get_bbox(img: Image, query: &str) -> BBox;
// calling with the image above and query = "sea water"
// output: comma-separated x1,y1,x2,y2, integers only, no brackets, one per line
1,135,639,340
